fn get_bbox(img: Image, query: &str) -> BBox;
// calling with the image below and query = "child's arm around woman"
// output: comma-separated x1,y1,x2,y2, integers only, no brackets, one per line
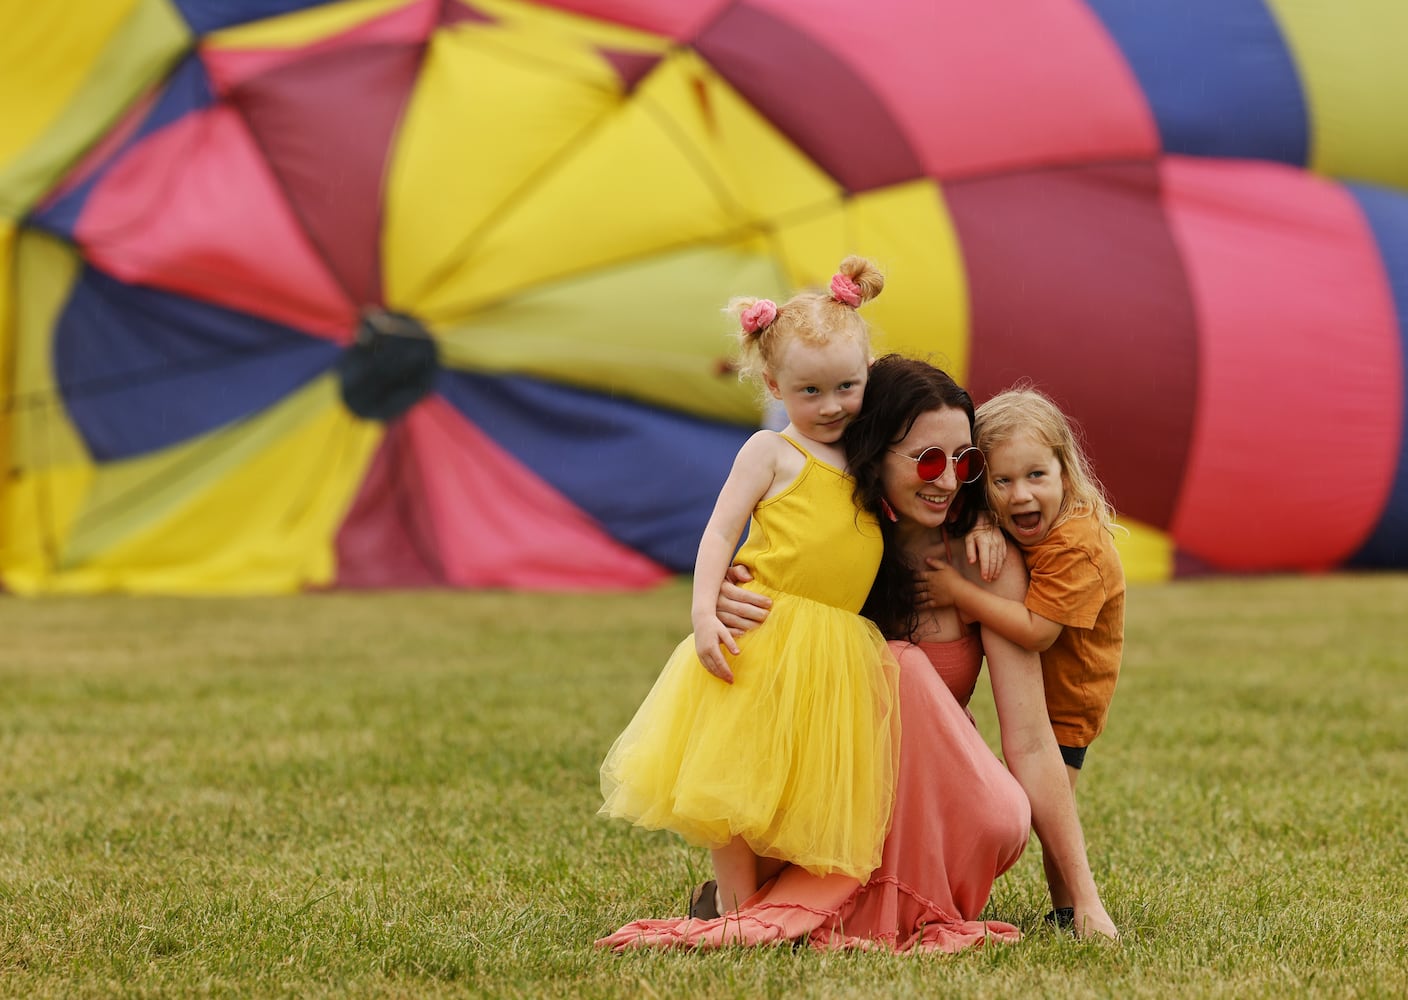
922,560,1064,651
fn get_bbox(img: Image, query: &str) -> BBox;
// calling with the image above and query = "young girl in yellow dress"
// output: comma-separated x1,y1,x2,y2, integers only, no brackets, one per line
599,257,902,918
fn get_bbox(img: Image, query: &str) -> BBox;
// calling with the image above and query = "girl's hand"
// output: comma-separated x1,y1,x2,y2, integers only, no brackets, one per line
964,514,1008,581
693,615,739,683
915,558,959,610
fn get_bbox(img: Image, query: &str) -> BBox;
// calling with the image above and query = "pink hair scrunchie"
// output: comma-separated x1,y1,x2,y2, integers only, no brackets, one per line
740,299,778,333
829,273,862,307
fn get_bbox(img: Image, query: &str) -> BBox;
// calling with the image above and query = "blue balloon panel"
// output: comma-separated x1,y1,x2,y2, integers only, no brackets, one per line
55,267,341,461
438,370,751,571
1086,0,1308,164
171,0,346,35
1347,182,1408,567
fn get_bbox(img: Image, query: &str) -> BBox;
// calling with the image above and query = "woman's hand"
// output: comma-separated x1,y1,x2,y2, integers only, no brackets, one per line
716,564,771,635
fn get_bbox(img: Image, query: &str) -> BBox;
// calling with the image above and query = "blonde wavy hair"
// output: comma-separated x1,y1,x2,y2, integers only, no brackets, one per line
725,255,884,391
975,386,1118,537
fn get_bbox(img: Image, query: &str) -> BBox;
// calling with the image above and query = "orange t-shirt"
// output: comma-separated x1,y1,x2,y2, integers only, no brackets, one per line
1020,512,1125,747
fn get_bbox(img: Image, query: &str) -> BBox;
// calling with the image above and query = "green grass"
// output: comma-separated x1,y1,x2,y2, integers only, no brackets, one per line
1,574,1406,998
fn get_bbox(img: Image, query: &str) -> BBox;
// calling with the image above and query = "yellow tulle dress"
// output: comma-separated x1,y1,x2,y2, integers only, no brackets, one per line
599,436,901,881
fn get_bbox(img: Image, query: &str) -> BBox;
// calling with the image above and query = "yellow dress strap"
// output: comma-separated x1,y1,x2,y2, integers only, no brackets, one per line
777,432,849,477
777,433,812,461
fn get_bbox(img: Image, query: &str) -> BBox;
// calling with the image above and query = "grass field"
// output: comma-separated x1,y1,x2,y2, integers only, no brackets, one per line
2,573,1406,998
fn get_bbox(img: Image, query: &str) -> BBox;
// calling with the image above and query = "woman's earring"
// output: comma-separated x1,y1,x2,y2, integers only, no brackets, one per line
880,498,899,523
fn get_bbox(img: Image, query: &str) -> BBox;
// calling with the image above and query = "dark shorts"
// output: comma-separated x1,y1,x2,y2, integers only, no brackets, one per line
1059,744,1088,770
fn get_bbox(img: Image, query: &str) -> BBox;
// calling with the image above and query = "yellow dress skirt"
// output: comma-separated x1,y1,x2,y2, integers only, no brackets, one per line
599,582,901,882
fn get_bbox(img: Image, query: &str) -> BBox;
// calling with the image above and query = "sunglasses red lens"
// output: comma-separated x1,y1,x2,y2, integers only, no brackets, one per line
953,448,985,483
912,447,985,483
915,448,949,481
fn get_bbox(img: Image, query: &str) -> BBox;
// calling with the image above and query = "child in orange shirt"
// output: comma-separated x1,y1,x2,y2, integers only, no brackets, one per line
920,386,1124,927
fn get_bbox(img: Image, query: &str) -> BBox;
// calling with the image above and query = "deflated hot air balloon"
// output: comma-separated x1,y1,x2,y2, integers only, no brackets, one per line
1,0,1405,593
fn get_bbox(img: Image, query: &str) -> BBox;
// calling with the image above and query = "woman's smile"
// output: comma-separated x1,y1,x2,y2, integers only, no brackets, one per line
917,489,952,511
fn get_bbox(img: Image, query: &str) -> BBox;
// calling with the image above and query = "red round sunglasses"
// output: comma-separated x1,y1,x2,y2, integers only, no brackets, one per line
888,445,986,484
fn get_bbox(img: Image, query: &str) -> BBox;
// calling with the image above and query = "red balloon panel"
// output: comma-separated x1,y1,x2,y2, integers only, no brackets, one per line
226,39,424,308
1163,156,1402,571
750,0,1158,181
538,0,728,41
950,163,1200,530
697,3,924,192
77,105,356,340
337,397,669,589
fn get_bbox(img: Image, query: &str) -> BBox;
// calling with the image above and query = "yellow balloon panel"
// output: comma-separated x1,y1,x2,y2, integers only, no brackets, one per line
410,48,828,321
56,377,381,594
0,464,95,594
435,244,777,425
8,230,89,471
384,19,636,310
846,180,970,380
0,0,187,215
1112,516,1174,583
1268,0,1408,188
767,180,969,377
688,57,844,223
205,0,415,48
769,209,849,289
0,219,12,501
0,233,95,590
473,0,673,52
0,0,144,164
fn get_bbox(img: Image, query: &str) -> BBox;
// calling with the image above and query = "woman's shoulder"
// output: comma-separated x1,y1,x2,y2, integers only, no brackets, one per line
952,531,1029,600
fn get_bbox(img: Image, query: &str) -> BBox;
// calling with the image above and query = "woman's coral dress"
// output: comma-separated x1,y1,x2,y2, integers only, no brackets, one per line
598,631,1031,953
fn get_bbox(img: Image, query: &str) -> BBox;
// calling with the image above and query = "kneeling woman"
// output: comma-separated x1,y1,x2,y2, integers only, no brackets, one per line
599,357,1112,951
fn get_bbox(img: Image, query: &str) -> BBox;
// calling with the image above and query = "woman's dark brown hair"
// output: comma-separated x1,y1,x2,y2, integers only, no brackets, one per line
844,354,986,641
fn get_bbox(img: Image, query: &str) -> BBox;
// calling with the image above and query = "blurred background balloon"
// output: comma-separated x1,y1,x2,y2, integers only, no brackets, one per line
1,0,1404,593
